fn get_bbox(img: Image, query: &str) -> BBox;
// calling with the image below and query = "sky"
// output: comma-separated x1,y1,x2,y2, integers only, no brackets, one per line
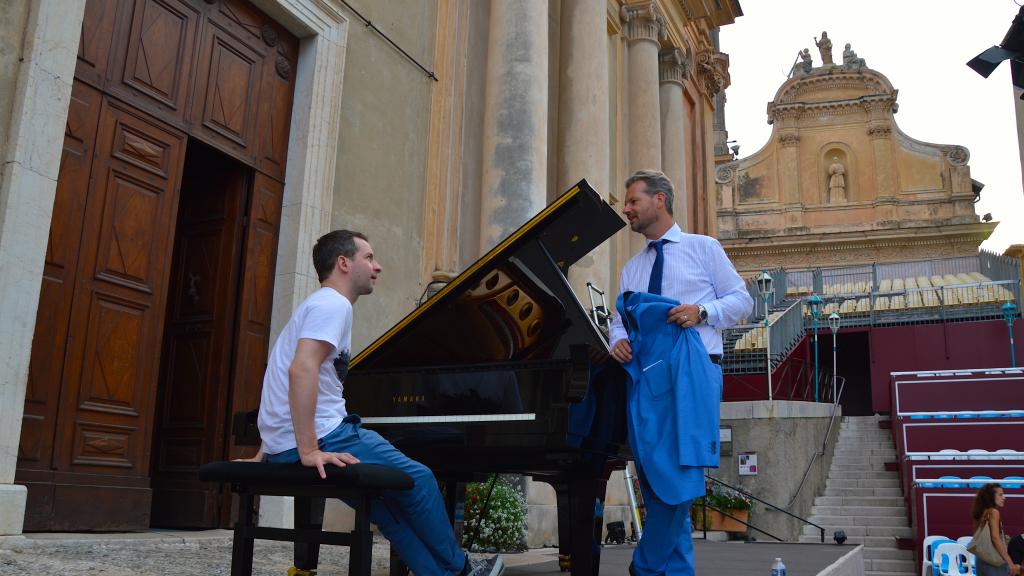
719,0,1023,254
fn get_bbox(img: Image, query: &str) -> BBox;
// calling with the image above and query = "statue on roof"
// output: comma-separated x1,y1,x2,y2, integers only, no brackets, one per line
842,43,866,70
815,31,834,65
799,48,812,73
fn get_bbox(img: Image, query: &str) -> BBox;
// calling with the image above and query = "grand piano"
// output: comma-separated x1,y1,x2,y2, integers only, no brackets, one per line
344,180,631,575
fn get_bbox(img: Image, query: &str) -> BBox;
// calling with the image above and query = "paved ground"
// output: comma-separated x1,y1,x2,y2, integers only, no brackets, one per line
0,531,856,575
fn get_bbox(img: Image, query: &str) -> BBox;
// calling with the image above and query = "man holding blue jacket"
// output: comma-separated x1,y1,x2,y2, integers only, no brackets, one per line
609,170,753,576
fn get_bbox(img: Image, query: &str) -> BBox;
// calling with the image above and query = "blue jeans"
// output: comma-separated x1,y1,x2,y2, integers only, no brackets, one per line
267,415,466,576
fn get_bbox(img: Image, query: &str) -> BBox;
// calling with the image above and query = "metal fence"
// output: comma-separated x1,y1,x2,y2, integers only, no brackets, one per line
724,253,1022,373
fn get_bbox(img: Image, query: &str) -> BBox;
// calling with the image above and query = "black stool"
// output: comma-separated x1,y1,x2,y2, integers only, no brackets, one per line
199,461,413,576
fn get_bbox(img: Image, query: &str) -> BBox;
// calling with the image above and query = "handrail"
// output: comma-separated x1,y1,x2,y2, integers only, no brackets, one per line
785,375,847,509
700,475,826,543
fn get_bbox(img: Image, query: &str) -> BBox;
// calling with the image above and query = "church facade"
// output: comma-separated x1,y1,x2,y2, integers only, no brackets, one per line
0,0,741,544
714,35,996,274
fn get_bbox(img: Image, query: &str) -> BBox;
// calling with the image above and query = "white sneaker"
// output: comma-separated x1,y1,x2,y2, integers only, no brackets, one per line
464,554,505,576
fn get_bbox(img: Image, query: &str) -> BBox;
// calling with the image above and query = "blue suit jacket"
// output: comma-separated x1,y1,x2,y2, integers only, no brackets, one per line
617,291,722,504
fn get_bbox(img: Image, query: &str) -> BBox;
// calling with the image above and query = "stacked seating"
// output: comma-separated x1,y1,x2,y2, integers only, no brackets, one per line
799,273,1014,321
732,311,784,352
890,368,1024,571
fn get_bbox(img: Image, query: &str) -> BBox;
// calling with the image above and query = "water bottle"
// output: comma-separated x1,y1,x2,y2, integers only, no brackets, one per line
771,557,787,576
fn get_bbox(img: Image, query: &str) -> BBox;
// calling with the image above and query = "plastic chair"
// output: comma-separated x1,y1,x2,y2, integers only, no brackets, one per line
923,535,954,576
935,449,963,461
966,449,993,461
933,542,970,575
968,476,993,488
1003,476,1024,489
938,476,962,488
956,536,973,549
996,449,1019,460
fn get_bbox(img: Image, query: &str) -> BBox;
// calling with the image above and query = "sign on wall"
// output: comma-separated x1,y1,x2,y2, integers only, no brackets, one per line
738,452,758,476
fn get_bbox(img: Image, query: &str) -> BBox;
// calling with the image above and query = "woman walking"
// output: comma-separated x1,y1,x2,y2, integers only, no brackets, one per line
972,484,1020,576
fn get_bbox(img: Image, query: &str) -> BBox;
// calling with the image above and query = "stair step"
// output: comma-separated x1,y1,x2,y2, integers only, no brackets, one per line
809,515,909,527
829,470,899,479
798,535,903,548
801,524,913,538
814,496,905,507
865,558,917,572
826,478,901,488
862,547,914,560
811,506,907,517
831,463,892,471
823,487,903,497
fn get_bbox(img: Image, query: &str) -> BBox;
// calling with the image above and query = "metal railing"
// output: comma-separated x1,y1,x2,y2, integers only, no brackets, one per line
786,375,847,508
696,475,826,543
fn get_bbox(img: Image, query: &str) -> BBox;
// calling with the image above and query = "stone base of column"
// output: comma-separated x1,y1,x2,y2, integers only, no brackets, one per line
0,484,26,535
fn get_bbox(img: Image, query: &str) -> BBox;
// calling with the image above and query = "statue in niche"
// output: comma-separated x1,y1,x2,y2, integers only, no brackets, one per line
815,31,834,65
828,157,847,203
842,43,866,70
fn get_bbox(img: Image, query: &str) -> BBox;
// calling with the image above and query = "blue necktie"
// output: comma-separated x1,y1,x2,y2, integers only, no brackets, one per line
647,239,668,295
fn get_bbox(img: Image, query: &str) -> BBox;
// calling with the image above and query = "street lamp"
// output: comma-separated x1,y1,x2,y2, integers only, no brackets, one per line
828,312,841,404
1003,302,1018,368
807,294,824,402
756,271,774,402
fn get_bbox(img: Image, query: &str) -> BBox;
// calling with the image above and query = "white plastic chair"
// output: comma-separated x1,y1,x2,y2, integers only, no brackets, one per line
935,449,963,461
956,536,973,549
996,449,1018,460
922,535,953,576
933,542,970,575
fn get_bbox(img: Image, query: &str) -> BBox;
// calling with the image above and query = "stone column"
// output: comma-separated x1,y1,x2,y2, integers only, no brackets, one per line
868,122,897,225
622,2,664,253
778,129,804,230
557,0,611,304
1016,86,1024,196
479,0,549,253
0,0,86,535
659,48,689,232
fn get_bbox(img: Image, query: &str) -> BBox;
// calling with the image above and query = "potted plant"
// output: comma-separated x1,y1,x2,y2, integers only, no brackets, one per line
691,484,752,532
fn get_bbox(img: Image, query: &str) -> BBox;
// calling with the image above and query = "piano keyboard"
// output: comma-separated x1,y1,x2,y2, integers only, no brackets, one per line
360,413,537,424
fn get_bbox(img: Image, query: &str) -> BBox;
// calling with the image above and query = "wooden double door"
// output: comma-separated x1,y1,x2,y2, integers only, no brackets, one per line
16,0,298,530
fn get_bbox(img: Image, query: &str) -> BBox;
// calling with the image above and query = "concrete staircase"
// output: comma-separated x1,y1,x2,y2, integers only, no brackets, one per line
800,415,915,576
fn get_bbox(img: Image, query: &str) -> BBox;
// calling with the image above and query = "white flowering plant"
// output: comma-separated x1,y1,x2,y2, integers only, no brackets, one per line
462,475,527,552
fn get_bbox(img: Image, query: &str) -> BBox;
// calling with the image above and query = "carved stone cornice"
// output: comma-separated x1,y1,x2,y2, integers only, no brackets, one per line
946,145,970,166
767,93,896,124
695,48,730,96
620,2,666,44
867,123,892,139
658,47,690,86
778,132,800,148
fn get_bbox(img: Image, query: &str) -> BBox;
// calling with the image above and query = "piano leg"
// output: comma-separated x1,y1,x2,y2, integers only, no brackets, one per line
553,472,609,576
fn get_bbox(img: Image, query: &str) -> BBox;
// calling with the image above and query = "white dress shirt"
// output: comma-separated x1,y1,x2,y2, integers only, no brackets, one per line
608,224,753,355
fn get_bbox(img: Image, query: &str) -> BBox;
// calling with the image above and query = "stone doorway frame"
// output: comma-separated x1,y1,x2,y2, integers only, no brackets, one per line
0,0,350,535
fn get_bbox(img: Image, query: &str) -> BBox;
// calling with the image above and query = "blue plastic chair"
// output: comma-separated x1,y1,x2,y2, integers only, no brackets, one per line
1003,476,1024,489
938,476,961,488
968,476,993,488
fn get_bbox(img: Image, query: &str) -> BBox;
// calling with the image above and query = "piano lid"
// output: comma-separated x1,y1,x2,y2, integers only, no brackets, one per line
351,179,626,370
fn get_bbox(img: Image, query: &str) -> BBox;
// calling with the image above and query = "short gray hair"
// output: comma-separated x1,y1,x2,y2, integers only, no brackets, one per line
624,169,674,215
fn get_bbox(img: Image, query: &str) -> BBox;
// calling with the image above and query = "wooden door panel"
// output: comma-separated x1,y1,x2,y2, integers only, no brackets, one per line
56,97,186,478
76,0,123,88
149,144,246,527
20,81,104,468
112,0,201,123
254,28,297,181
227,172,282,459
190,18,264,163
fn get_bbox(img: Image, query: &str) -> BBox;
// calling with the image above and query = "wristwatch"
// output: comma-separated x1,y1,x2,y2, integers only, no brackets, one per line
696,304,708,324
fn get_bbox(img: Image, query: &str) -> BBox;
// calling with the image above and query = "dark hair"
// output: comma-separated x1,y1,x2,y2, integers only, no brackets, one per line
973,483,1002,525
313,230,368,282
624,169,674,215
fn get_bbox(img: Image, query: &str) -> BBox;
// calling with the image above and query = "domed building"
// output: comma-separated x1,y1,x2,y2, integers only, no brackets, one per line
714,37,996,274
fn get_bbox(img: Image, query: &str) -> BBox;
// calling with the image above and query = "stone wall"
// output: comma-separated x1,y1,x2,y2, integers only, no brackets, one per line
0,0,30,162
712,401,841,542
329,0,438,352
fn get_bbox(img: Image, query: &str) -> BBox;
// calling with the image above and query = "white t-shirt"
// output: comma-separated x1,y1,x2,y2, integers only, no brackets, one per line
257,287,352,455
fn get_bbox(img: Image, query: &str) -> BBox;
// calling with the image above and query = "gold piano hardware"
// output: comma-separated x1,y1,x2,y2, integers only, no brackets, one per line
570,234,579,242
392,395,426,404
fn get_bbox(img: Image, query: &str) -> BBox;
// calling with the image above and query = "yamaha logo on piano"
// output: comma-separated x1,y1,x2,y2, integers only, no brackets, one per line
392,395,425,404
